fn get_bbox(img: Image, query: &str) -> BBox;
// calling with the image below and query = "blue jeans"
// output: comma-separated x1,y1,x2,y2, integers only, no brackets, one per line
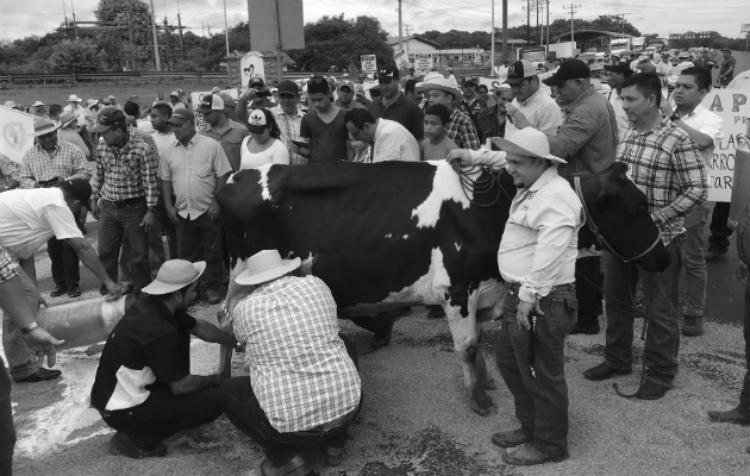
176,213,224,291
2,269,43,380
682,203,709,317
495,283,577,455
603,237,683,387
98,199,150,291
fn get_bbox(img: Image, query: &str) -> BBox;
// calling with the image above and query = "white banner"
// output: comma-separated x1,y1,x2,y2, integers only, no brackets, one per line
702,89,750,202
0,105,35,163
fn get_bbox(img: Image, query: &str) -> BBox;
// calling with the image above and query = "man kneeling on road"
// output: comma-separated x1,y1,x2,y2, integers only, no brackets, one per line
0,179,122,383
220,250,362,476
449,128,583,465
90,259,240,458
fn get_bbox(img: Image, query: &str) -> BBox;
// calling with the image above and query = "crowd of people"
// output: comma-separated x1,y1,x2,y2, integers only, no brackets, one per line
0,44,746,475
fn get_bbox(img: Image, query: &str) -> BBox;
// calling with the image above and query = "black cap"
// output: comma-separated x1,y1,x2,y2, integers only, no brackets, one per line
62,178,92,204
542,59,590,87
377,65,400,81
90,107,127,133
462,77,478,86
603,63,633,77
249,77,265,88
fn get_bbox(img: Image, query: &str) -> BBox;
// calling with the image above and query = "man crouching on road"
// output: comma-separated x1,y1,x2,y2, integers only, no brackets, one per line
90,259,240,458
450,128,583,465
220,250,362,476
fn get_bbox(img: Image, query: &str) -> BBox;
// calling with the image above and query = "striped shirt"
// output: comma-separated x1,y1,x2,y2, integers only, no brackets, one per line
232,275,361,433
19,142,89,189
91,131,160,208
0,246,18,283
446,109,481,150
617,118,707,244
271,104,306,165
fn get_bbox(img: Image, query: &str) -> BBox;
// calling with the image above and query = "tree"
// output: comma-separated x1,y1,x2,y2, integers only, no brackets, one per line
287,15,393,72
94,0,153,70
49,39,102,74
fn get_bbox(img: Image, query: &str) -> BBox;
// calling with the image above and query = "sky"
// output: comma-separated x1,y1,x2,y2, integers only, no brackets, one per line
0,0,747,43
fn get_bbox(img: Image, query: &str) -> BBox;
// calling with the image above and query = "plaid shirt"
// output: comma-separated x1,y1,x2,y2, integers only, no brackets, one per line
19,142,89,188
232,275,361,433
475,104,506,143
617,118,707,244
271,104,306,165
446,110,481,150
91,130,160,208
0,246,18,283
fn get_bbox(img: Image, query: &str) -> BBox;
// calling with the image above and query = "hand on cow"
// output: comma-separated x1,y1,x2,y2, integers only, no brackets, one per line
446,149,473,167
207,200,220,221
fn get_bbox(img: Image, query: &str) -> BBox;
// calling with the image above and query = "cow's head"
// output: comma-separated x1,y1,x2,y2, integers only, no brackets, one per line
577,162,670,272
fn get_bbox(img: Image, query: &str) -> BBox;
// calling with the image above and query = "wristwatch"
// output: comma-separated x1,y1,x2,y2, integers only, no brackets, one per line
21,322,39,335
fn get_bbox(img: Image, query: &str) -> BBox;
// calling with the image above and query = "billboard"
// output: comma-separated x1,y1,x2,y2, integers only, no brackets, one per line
248,0,304,51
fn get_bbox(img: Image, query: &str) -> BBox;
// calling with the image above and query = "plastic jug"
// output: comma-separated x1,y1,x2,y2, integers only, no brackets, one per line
36,295,135,350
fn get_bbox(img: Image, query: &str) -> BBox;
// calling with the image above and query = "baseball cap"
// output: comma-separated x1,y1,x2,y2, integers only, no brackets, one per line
338,80,355,91
462,77,478,87
167,108,195,125
63,178,92,204
196,93,225,113
377,65,400,82
542,59,590,87
604,63,633,77
506,60,538,85
247,109,268,133
249,77,265,89
90,107,127,133
277,80,299,96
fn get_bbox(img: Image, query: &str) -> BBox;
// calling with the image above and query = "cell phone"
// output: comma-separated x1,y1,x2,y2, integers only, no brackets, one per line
291,139,310,148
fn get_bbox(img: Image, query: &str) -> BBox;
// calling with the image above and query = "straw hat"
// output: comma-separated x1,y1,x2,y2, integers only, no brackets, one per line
32,117,61,137
141,259,206,295
58,111,77,128
416,74,461,99
491,128,566,164
234,250,301,286
67,94,83,103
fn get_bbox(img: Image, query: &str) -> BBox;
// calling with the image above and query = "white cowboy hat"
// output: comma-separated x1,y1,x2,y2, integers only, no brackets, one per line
67,94,83,103
31,100,46,107
32,117,61,137
141,259,206,295
416,75,461,99
491,128,566,164
58,111,77,128
234,250,301,286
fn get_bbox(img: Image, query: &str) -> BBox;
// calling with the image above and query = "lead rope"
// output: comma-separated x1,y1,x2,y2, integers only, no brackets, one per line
449,159,510,207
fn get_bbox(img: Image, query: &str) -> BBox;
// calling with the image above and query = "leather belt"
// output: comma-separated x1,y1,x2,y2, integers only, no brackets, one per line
102,197,145,208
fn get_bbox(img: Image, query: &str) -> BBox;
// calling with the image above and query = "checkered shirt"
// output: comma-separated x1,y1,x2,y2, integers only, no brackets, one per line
272,104,306,165
231,275,361,433
446,109,481,150
475,104,506,143
91,130,160,208
19,142,89,188
0,246,19,283
617,118,707,244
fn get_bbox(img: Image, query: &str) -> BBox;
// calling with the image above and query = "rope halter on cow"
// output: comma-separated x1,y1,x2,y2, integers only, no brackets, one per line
573,176,662,264
448,159,510,207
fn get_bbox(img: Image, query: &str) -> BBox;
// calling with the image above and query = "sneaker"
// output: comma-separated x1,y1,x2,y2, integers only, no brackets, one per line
67,284,81,298
491,428,532,448
14,367,62,383
50,285,67,297
682,316,703,336
108,432,167,459
707,406,750,425
634,380,669,400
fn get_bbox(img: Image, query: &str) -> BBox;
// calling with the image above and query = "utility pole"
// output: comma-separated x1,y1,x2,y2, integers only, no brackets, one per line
149,0,162,71
564,3,581,45
535,0,539,46
501,0,508,63
490,0,495,75
405,24,412,63
223,0,230,57
177,13,184,61
398,0,404,62
545,0,549,49
526,0,530,45
614,13,630,33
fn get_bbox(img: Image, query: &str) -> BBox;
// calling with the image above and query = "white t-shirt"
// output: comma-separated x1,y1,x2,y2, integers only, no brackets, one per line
372,119,420,163
239,137,290,170
150,130,176,159
0,188,83,260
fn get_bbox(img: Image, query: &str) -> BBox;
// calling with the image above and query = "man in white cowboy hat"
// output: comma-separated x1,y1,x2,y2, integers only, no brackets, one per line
417,72,481,150
30,100,47,118
91,259,239,459
57,110,90,159
220,249,361,475
449,128,582,465
19,117,90,300
64,94,90,127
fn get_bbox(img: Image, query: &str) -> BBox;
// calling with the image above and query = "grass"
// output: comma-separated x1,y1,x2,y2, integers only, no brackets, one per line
0,78,231,109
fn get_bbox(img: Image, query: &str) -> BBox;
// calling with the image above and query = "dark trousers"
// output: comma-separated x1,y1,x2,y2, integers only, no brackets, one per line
98,199,150,291
495,284,577,455
575,257,602,329
220,377,359,467
176,213,224,290
709,202,732,251
603,237,683,387
740,277,750,414
0,360,15,476
48,237,79,288
101,385,223,448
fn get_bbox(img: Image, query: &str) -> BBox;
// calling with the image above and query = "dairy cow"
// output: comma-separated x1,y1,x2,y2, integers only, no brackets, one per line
217,160,669,415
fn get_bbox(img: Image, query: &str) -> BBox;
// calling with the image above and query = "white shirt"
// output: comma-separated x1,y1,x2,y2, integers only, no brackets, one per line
239,137,290,170
677,104,724,166
497,167,583,303
150,130,176,159
0,188,83,260
372,119,420,163
509,88,563,136
607,90,630,139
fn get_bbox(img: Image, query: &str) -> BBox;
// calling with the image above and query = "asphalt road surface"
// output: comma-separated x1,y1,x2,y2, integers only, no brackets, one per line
6,216,750,476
